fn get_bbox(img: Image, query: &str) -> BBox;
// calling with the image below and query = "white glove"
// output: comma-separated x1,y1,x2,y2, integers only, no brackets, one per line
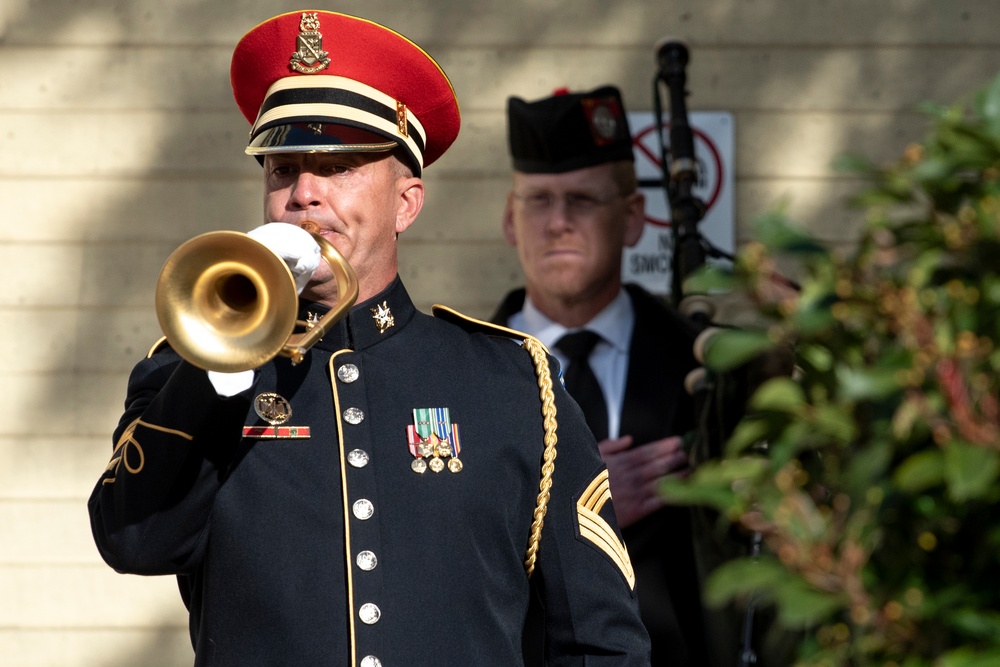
208,369,255,397
247,223,322,294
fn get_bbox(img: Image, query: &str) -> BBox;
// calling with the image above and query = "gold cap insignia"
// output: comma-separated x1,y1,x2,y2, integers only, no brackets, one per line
290,12,331,74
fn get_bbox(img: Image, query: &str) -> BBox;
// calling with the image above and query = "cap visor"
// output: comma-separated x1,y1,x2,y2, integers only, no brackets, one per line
246,122,397,155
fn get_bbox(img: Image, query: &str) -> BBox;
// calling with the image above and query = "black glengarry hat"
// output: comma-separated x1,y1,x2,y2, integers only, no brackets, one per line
507,85,634,174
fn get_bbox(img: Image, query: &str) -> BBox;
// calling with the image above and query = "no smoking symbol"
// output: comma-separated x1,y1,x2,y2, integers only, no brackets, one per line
632,123,724,228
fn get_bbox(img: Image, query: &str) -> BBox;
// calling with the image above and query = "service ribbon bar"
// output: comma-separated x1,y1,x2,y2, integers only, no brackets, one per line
242,426,311,439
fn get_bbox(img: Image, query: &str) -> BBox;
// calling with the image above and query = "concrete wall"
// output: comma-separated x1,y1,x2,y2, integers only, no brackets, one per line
3,0,999,664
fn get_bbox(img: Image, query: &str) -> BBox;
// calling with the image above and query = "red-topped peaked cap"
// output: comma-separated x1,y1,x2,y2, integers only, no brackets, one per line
231,10,460,176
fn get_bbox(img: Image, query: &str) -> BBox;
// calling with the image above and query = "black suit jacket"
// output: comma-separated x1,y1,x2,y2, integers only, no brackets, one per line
491,284,710,667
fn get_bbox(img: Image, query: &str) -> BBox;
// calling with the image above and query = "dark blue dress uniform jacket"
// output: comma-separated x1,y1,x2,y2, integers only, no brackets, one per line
89,277,651,667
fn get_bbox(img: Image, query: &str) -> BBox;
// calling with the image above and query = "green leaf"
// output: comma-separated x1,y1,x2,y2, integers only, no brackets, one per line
938,646,1000,667
831,153,877,176
944,441,1000,502
659,458,768,510
948,608,1000,639
771,578,844,626
844,439,892,493
682,264,737,294
811,404,857,444
799,343,834,373
750,377,807,413
755,212,829,255
703,328,776,373
657,475,735,511
893,449,945,493
975,72,1000,138
725,417,774,456
704,557,788,607
792,301,839,337
836,366,902,400
705,559,843,626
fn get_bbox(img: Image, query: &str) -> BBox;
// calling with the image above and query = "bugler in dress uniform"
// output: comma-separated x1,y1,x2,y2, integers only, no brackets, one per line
88,10,650,667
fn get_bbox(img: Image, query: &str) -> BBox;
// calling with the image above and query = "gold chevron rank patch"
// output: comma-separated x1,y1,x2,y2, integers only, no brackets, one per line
576,469,635,589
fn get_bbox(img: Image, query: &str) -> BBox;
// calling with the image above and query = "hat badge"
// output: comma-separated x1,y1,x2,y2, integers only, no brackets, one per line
581,96,622,146
589,104,618,141
290,12,331,74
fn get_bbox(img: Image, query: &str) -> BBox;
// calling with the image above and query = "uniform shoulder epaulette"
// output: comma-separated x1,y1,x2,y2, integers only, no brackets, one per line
431,304,550,353
146,336,171,358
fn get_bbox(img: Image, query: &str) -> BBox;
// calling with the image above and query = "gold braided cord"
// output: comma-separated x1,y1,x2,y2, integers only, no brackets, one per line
522,336,558,577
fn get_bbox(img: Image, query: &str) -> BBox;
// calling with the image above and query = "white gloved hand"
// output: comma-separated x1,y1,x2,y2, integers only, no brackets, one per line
207,369,255,397
247,223,322,294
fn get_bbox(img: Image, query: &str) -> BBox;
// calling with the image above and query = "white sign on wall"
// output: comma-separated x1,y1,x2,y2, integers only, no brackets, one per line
622,111,735,295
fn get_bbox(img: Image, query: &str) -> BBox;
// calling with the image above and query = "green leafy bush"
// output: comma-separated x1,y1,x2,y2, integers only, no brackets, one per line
664,73,1000,667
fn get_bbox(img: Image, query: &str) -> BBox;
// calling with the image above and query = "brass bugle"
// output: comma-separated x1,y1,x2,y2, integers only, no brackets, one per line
154,223,359,373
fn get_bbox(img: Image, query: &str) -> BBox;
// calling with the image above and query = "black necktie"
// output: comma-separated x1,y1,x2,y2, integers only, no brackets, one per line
555,330,609,441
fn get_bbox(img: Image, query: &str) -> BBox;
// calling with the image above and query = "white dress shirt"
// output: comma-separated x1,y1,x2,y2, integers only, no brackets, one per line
508,290,635,439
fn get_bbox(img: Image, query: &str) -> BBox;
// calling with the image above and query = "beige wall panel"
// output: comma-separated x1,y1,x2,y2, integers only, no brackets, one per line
5,44,1000,116
0,47,233,111
0,308,158,374
736,178,871,243
407,175,509,242
4,370,129,437
3,0,998,47
0,242,166,307
0,111,250,178
398,239,520,316
0,565,186,627
0,437,109,501
0,179,262,244
0,500,100,564
443,47,1000,114
1,628,191,667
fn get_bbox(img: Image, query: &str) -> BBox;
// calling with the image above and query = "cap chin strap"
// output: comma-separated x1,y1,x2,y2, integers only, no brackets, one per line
245,141,397,156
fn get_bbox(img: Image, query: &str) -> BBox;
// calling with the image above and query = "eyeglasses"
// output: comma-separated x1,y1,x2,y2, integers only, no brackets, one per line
512,191,623,219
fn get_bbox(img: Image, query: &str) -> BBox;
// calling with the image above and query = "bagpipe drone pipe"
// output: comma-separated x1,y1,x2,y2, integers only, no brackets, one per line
651,39,798,667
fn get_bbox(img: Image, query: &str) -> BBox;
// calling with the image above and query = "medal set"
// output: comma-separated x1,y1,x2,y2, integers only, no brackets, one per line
407,408,463,474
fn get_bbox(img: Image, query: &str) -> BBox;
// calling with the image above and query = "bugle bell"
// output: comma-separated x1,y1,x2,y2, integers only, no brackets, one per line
154,224,358,373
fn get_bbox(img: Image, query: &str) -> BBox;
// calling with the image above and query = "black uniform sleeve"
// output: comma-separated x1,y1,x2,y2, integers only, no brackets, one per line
536,378,653,665
88,352,251,575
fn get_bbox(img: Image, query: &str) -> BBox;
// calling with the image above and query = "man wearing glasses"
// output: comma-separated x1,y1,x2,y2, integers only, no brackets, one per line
491,86,713,667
